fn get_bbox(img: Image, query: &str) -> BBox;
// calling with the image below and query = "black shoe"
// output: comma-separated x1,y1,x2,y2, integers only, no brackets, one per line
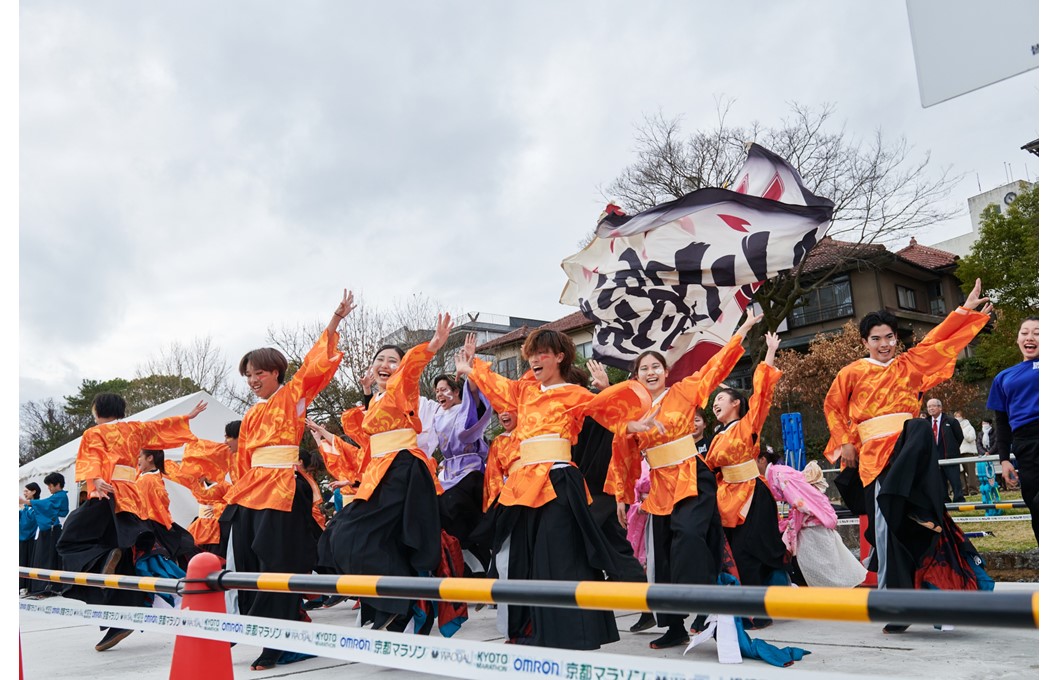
883,623,911,634
689,614,708,634
650,625,689,649
95,627,133,652
320,595,349,609
303,597,326,611
630,612,656,633
371,613,399,630
745,616,773,630
250,648,282,670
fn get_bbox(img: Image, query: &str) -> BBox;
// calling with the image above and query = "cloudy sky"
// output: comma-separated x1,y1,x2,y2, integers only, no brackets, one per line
18,0,1040,405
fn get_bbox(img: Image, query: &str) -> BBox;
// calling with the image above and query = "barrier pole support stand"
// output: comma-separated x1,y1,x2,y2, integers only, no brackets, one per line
169,552,234,680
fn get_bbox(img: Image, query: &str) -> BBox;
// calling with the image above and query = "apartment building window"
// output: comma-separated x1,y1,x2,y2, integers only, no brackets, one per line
896,285,918,311
927,281,946,315
576,341,593,360
788,275,854,328
494,356,521,379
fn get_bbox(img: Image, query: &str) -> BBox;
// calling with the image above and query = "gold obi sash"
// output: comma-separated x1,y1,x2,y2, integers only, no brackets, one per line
644,435,697,470
857,413,914,443
370,429,418,457
112,465,138,483
251,445,299,468
720,460,760,483
508,435,572,474
197,504,214,519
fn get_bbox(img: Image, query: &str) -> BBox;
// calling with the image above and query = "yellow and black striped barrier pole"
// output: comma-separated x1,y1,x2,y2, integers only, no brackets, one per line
20,566,1038,630
946,501,1026,512
211,572,1039,630
18,567,181,595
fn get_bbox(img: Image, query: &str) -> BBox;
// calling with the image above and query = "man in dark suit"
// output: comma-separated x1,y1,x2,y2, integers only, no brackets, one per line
925,398,966,502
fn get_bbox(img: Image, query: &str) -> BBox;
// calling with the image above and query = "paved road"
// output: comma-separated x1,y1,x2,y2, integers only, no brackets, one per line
19,583,1041,679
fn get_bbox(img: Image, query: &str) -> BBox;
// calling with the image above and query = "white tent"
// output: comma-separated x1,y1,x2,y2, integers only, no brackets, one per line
18,390,243,528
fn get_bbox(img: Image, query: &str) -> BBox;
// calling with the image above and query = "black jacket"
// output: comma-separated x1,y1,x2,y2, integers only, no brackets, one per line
925,413,963,460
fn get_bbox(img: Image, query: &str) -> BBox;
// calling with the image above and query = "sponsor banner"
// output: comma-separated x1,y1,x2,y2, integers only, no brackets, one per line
20,598,886,680
836,514,1030,526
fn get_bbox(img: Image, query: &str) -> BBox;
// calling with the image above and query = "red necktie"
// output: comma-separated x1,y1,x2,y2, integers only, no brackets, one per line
933,418,939,443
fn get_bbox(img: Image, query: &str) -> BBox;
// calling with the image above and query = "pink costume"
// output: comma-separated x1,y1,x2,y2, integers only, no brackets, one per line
624,460,651,566
764,461,865,588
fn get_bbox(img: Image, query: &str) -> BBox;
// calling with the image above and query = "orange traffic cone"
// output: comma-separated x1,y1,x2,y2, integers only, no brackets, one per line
170,552,233,680
859,515,877,587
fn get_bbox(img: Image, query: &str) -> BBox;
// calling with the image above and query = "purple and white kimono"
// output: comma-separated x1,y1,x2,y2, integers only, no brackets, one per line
433,381,493,491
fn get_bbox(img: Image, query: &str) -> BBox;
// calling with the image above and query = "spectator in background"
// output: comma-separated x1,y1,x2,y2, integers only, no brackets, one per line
925,399,966,503
976,418,1001,489
953,411,977,500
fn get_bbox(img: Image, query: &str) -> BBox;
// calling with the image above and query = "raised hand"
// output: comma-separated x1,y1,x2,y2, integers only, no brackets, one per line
586,359,610,390
327,289,357,334
334,289,356,319
736,313,764,339
427,313,455,353
764,331,781,367
188,400,208,419
359,367,376,395
962,278,990,312
462,332,478,359
627,404,666,435
454,349,473,377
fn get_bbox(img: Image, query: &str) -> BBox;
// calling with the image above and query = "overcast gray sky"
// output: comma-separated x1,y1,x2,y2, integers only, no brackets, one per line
18,0,1040,405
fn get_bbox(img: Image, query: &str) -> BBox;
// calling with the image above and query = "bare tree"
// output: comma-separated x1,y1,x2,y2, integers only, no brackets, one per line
137,336,245,407
603,100,963,358
264,292,457,428
19,398,80,464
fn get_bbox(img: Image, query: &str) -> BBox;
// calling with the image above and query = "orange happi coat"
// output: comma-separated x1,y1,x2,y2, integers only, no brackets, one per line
317,436,362,504
76,416,197,518
338,343,444,501
136,470,175,529
705,362,781,528
469,359,650,509
823,307,990,486
225,329,343,511
481,432,519,512
605,334,745,515
166,459,229,546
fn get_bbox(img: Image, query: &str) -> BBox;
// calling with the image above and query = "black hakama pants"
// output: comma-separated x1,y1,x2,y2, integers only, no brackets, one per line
55,497,154,607
724,481,789,587
324,450,441,618
224,473,320,623
492,465,620,650
439,470,490,573
19,537,35,591
650,458,726,628
29,526,63,594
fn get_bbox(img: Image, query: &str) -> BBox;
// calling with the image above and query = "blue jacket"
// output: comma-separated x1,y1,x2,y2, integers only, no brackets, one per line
30,490,69,532
19,506,37,541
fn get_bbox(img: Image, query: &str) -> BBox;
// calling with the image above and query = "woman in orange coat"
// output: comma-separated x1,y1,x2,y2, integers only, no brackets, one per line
605,314,760,649
321,313,454,633
454,329,650,651
705,332,788,614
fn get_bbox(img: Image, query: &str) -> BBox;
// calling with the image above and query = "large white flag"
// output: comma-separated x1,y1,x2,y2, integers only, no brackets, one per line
560,144,833,379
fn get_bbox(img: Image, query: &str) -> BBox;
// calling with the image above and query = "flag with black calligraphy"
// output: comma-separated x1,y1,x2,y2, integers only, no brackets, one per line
559,144,834,381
